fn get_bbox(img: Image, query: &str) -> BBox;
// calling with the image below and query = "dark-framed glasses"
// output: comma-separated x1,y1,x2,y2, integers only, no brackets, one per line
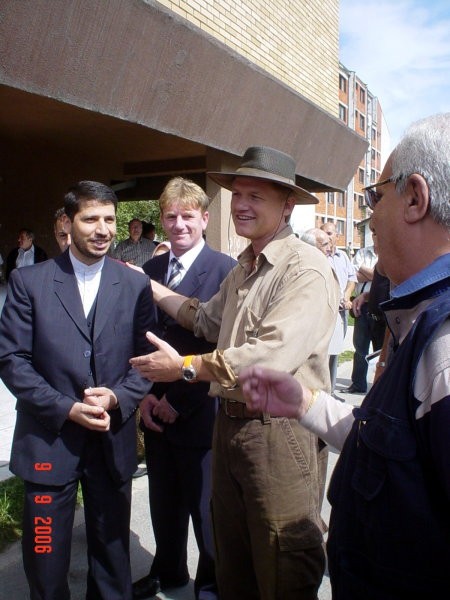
363,176,397,210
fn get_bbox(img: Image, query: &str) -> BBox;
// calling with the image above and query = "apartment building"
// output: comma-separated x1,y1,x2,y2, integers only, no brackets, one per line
314,64,389,251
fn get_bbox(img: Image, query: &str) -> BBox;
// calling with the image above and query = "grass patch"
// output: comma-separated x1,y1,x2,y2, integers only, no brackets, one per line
338,350,354,365
0,477,84,553
0,476,24,551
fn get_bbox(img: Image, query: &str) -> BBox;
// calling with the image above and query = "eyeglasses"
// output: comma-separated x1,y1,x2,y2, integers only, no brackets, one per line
363,176,398,210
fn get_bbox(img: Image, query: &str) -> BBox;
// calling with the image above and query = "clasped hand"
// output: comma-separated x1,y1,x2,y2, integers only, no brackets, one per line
68,386,117,431
139,393,178,433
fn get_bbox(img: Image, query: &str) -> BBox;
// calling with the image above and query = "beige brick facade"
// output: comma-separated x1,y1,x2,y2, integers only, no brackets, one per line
152,0,339,116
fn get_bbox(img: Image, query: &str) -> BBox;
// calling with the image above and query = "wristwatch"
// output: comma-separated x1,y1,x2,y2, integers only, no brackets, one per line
181,355,197,382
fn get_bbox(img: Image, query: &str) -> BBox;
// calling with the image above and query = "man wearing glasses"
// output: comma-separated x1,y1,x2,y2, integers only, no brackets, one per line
239,113,450,598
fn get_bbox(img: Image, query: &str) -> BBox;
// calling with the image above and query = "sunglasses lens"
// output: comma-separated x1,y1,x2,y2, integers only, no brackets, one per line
365,189,376,209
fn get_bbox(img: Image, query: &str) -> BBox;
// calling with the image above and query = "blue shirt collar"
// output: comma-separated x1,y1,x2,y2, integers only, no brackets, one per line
390,254,450,299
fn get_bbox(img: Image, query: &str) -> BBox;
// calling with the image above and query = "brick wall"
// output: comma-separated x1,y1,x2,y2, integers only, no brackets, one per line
152,0,339,116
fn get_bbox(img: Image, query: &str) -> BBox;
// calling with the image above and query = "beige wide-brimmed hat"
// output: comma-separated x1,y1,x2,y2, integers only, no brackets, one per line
207,145,318,205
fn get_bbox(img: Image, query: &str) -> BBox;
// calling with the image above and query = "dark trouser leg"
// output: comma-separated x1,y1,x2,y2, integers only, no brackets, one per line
81,439,133,600
179,447,217,599
23,480,78,600
145,431,190,586
329,354,338,392
350,307,371,391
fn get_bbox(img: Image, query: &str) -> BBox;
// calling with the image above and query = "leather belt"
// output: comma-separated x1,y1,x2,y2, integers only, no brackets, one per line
220,398,263,419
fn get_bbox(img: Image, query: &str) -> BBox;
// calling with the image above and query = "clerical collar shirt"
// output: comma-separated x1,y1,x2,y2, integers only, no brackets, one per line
166,239,205,285
69,251,105,317
16,245,35,269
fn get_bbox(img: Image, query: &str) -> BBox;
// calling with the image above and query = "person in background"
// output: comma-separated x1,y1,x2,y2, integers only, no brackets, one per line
239,113,450,599
54,207,71,253
320,221,357,392
5,228,48,281
113,218,155,266
302,228,343,397
0,181,156,599
346,231,389,393
142,221,158,246
301,227,331,256
130,146,339,600
132,177,234,600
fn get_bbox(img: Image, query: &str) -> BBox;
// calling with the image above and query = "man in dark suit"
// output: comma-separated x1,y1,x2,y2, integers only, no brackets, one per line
5,227,48,280
132,177,234,600
0,181,156,600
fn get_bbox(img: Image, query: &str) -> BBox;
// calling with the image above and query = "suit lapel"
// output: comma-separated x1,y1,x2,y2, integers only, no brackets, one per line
177,245,210,297
53,253,90,341
93,258,121,342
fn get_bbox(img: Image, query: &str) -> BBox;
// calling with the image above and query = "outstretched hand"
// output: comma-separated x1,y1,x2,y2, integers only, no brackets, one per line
130,332,182,382
240,366,309,419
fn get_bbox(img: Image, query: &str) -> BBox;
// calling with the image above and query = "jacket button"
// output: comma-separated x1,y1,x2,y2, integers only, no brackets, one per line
84,350,91,358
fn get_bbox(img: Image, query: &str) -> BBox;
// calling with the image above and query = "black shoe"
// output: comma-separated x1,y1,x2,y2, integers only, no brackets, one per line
332,393,346,403
132,466,148,479
133,574,190,598
343,384,366,394
132,575,161,599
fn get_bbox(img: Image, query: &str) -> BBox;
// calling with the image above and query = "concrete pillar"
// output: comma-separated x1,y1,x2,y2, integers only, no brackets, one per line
205,148,247,258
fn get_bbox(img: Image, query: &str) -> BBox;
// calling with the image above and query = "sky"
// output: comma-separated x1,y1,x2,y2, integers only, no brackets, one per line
339,0,450,148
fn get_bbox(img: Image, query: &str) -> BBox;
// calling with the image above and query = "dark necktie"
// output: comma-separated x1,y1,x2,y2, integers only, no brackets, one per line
167,257,183,290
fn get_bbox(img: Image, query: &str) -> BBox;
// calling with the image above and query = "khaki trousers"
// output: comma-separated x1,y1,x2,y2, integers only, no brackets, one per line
211,407,327,600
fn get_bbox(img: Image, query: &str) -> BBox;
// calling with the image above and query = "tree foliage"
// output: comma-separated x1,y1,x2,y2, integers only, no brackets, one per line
115,200,163,242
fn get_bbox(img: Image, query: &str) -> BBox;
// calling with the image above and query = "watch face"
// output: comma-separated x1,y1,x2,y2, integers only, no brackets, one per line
183,367,196,381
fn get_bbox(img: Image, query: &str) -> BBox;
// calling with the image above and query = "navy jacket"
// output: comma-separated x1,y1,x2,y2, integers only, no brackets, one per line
143,244,235,447
328,283,450,599
0,252,156,485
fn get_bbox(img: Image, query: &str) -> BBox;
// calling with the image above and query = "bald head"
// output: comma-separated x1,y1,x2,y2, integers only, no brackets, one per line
302,228,331,256
320,222,337,251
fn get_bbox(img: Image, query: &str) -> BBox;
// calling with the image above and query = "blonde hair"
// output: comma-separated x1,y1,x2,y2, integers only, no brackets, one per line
159,177,210,214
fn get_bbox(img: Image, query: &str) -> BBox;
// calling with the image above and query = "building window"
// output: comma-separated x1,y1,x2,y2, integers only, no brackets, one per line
337,192,344,207
358,168,365,184
371,148,376,161
339,74,347,92
336,220,345,235
360,88,365,103
327,192,334,204
355,193,364,207
359,113,365,131
371,128,376,141
339,104,347,122
371,169,376,183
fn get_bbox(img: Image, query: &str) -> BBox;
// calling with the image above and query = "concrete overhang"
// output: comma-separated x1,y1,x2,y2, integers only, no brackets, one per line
0,0,367,191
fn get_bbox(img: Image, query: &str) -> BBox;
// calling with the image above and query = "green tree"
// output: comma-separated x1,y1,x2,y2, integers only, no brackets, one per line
115,200,163,242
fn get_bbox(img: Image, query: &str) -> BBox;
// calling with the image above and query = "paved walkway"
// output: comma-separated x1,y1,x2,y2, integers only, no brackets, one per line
0,281,374,599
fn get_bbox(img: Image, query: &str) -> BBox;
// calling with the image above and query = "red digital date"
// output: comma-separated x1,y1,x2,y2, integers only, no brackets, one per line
34,512,53,553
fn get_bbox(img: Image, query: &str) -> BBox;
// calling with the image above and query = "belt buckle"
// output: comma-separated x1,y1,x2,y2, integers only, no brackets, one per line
224,399,238,418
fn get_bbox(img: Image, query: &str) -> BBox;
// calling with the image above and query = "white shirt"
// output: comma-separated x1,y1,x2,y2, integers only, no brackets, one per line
69,251,105,317
166,238,205,285
353,246,378,295
16,245,35,269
